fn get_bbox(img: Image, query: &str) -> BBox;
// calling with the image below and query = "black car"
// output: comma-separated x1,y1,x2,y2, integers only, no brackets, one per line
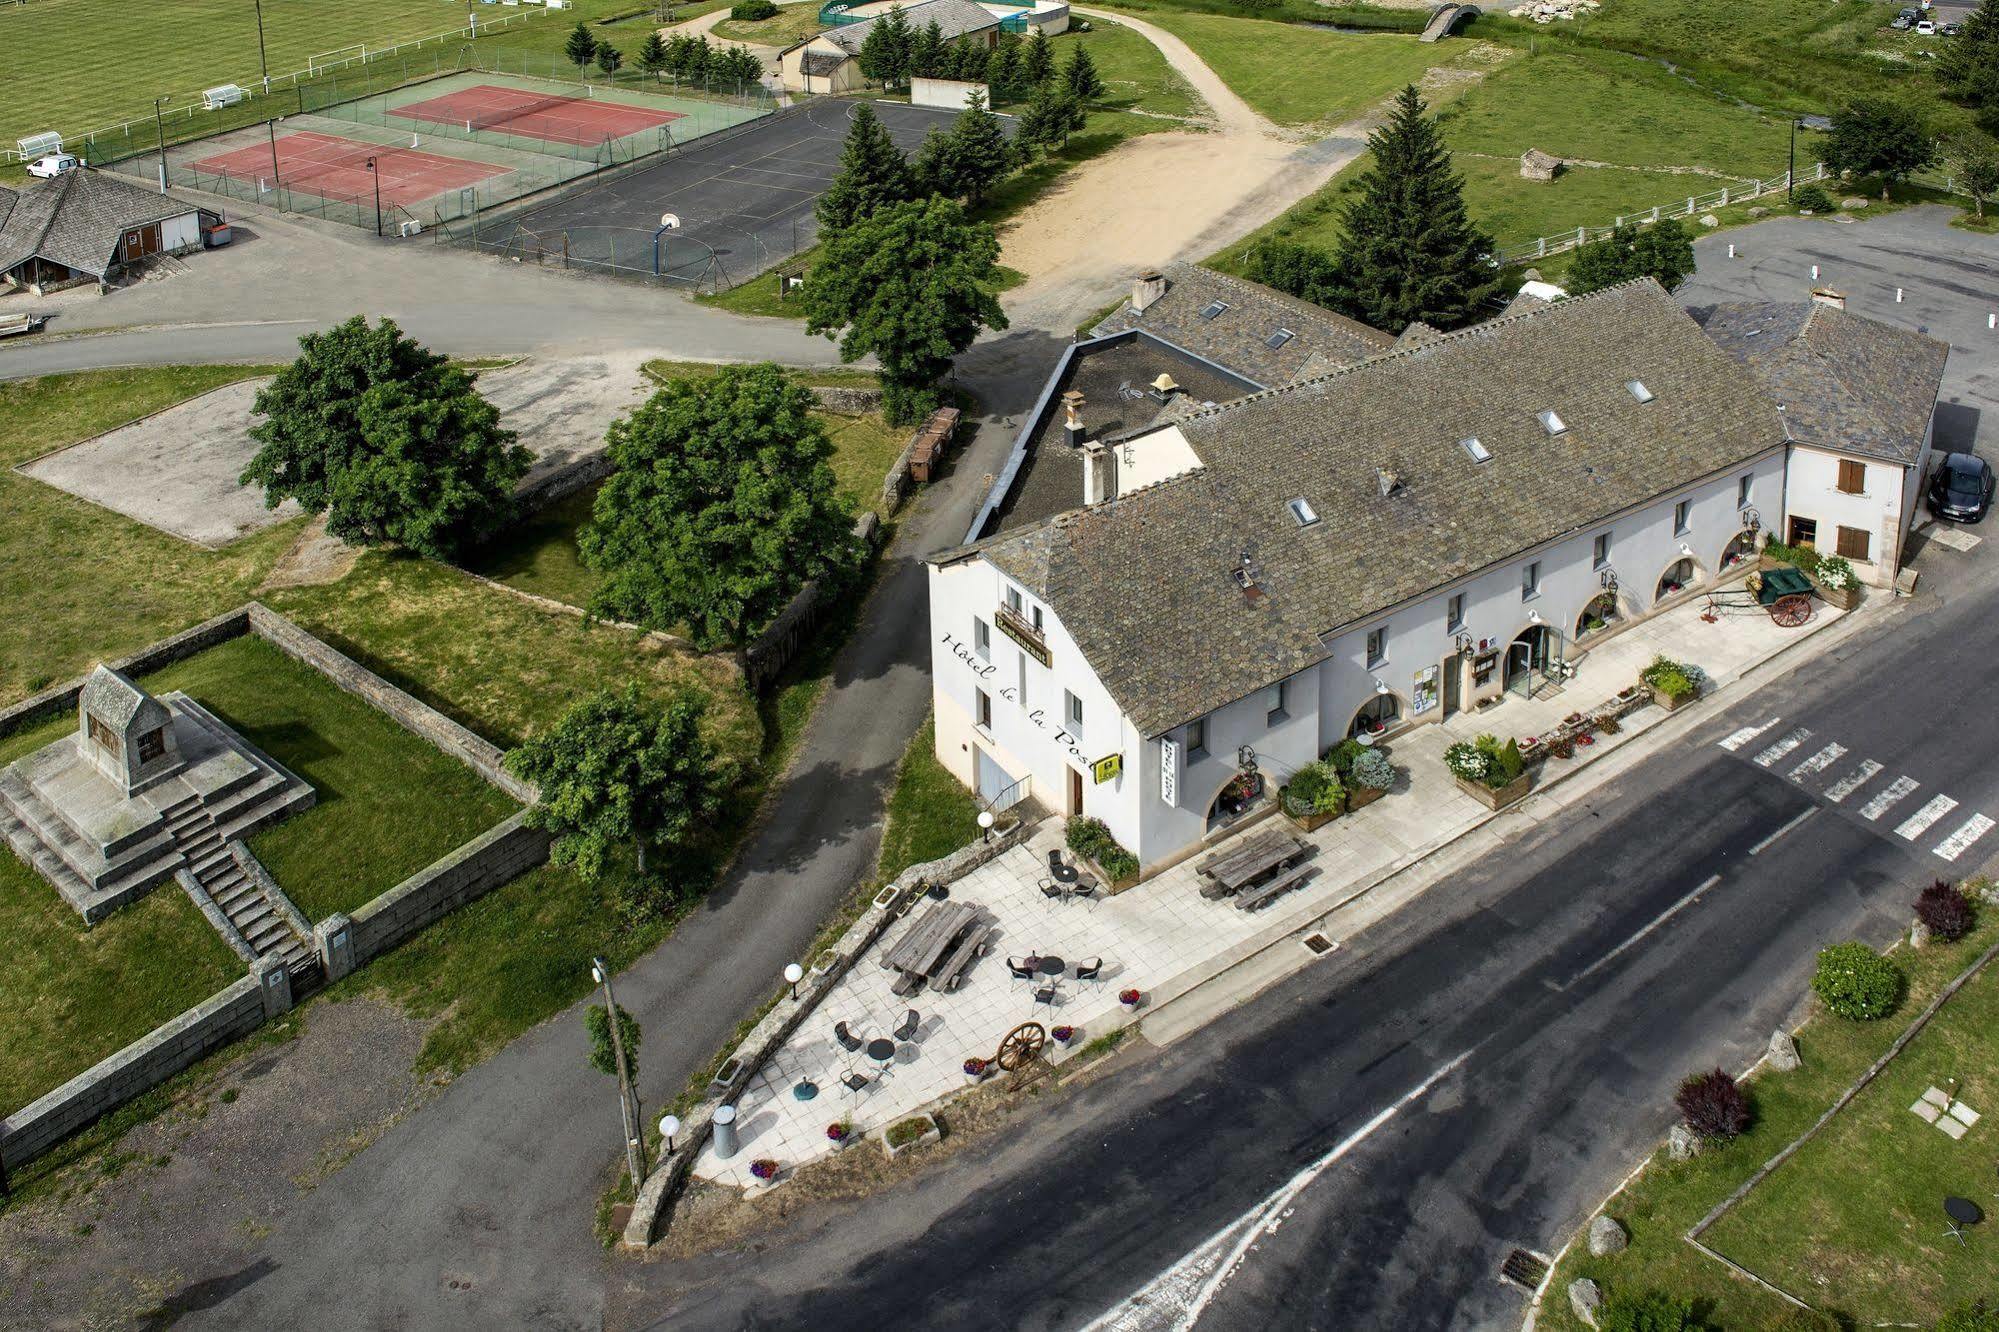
1929,452,1995,522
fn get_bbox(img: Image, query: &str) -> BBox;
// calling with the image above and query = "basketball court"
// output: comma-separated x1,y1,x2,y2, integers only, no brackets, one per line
186,130,506,208
386,83,683,148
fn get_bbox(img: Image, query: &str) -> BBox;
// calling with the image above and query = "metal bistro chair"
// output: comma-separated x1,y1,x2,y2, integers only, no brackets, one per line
1039,878,1068,901
1007,956,1037,984
834,1020,864,1054
1069,878,1099,906
1034,983,1059,1007
841,1071,872,1097
1073,956,1103,984
893,1008,920,1042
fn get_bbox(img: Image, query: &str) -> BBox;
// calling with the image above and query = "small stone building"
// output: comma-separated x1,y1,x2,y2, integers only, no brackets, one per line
0,168,217,295
1520,148,1563,182
78,666,183,794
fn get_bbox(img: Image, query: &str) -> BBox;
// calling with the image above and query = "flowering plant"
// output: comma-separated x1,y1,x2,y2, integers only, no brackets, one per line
963,1057,988,1076
1118,988,1142,1006
1052,1025,1076,1041
826,1123,849,1142
1814,555,1855,591
750,1159,779,1181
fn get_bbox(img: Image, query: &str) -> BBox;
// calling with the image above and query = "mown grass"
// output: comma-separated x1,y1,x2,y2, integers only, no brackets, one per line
1066,16,1205,121
1539,911,1999,1330
873,715,982,886
0,365,297,705
711,4,827,47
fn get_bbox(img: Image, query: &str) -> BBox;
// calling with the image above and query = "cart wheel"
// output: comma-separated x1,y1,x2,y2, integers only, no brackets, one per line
995,1022,1046,1071
1770,594,1812,628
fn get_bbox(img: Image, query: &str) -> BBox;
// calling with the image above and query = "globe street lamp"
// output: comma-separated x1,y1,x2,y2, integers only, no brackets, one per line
783,962,804,1001
659,1113,681,1155
977,809,996,844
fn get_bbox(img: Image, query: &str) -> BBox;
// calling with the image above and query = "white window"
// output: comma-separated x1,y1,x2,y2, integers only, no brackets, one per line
1593,532,1611,569
1186,717,1207,757
1264,680,1288,724
1738,473,1753,508
1065,689,1084,730
1365,627,1386,668
973,617,990,657
1288,497,1320,527
1522,561,1541,600
1005,585,1023,615
1032,604,1044,631
1446,593,1464,632
1673,499,1691,535
975,689,992,731
1538,409,1567,436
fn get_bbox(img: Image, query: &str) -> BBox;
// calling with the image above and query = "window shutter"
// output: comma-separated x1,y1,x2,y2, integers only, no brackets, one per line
1837,460,1865,494
1835,525,1870,560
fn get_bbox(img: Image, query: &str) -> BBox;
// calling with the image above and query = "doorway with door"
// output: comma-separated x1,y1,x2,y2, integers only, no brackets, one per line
1505,624,1562,698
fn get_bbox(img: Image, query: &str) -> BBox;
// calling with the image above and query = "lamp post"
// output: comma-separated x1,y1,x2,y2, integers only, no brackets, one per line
590,957,648,1186
365,156,382,237
977,809,995,844
153,93,172,194
659,1113,680,1155
252,0,270,91
783,962,804,1001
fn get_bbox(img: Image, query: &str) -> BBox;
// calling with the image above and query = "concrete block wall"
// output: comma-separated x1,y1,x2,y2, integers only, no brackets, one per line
0,606,252,740
347,812,553,967
515,452,615,516
0,975,263,1171
809,386,883,415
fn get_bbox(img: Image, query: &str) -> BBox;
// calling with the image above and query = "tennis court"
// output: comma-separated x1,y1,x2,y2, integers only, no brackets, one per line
387,83,683,147
186,129,506,207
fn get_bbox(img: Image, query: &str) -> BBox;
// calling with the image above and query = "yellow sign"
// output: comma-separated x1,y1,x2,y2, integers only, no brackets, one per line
1091,753,1123,784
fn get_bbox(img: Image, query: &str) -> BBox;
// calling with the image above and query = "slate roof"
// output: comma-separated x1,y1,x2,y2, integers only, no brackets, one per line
823,0,999,54
0,184,17,233
79,666,167,734
801,49,850,75
949,279,1787,737
1692,299,1948,466
0,169,197,280
1091,263,1394,386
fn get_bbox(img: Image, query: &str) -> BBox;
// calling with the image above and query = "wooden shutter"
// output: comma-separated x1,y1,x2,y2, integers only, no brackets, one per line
1837,460,1865,494
1835,525,1870,560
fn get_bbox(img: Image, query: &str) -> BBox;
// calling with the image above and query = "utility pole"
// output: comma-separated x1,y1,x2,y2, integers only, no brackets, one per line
366,156,382,236
253,0,270,91
591,957,648,1187
153,94,172,194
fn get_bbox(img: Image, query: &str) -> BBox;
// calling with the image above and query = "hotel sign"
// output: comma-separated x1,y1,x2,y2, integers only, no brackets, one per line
995,605,1052,667
1092,753,1123,784
1159,737,1179,806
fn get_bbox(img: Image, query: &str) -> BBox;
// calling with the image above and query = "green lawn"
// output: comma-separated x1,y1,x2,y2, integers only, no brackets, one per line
1061,18,1205,121
0,366,297,704
1541,909,1999,1330
874,715,982,885
711,4,827,47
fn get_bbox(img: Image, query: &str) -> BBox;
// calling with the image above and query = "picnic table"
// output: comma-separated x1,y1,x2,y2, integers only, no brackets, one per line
881,900,991,995
1196,832,1307,901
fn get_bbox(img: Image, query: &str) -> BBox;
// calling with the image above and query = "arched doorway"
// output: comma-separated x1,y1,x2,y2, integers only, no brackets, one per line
1349,692,1402,739
1655,557,1698,604
1203,763,1266,834
1719,529,1757,572
1505,624,1562,697
1575,591,1619,641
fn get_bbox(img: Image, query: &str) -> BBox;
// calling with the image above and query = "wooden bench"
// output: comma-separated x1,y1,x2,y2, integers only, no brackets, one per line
1199,834,1306,899
1235,862,1316,913
930,924,996,993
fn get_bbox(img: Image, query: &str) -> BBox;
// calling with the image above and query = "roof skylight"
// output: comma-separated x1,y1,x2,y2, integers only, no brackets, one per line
1460,436,1491,464
1538,409,1568,436
1199,300,1230,321
1287,497,1320,526
1626,380,1655,403
1267,328,1294,350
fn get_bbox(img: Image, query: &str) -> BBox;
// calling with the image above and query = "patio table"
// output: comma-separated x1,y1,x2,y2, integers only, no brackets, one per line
883,900,979,984
1198,834,1306,898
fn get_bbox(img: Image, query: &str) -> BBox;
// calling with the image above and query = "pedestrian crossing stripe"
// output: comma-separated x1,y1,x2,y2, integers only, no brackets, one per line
1896,794,1960,841
1823,760,1882,804
1719,718,1780,752
1753,727,1810,768
1935,814,1996,862
1860,776,1920,822
1788,743,1846,782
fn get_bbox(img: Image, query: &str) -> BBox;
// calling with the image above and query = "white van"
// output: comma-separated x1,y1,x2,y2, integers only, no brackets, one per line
25,152,85,179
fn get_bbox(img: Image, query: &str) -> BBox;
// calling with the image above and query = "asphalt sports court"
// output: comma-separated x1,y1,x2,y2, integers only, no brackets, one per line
186,130,505,208
386,83,682,146
479,100,982,287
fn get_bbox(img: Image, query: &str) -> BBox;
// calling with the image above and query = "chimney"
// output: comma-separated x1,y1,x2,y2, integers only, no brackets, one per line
1810,286,1847,311
1131,269,1168,313
1062,389,1087,448
1149,372,1179,400
1082,438,1116,507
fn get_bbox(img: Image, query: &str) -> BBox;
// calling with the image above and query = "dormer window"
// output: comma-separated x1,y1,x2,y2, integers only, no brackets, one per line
1287,497,1319,527
1538,409,1568,436
1266,328,1294,349
1460,436,1491,464
1198,300,1229,320
1626,379,1655,403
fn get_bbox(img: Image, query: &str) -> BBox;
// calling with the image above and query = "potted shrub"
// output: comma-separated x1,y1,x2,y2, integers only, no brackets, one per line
1051,1025,1076,1045
826,1120,852,1145
1066,816,1142,891
881,1113,941,1159
1118,988,1142,1008
1443,733,1531,809
1811,554,1859,609
1280,760,1345,831
1640,655,1700,712
962,1056,989,1085
1346,747,1394,810
749,1158,780,1183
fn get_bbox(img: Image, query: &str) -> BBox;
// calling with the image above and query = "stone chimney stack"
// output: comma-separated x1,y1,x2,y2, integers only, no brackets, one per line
1131,269,1169,313
1062,389,1087,450
1810,286,1847,311
1082,439,1116,507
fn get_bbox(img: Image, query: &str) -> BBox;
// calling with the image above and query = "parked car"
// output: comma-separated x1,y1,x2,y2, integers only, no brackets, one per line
1891,12,1914,28
1941,20,1961,35
1929,453,1995,523
1915,18,1937,33
25,152,84,179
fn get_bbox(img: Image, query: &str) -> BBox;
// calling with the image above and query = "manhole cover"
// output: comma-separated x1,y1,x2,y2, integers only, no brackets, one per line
1499,1248,1550,1290
1300,932,1337,955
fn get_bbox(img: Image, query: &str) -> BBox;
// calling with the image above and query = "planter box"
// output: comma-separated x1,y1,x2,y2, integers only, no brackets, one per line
1814,581,1858,610
1080,852,1140,895
1345,784,1387,813
880,1112,942,1161
1455,771,1532,811
1650,686,1697,712
1280,786,1343,832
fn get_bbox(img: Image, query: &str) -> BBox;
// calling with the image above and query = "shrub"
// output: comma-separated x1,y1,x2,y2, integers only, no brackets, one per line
1812,941,1904,1020
1598,1288,1707,1332
1325,737,1368,777
1350,747,1394,792
1286,761,1345,815
1640,655,1699,700
1675,1068,1750,1141
1935,1298,1999,1332
1916,879,1976,941
1793,182,1835,213
1760,540,1821,574
1763,1308,1841,1332
1813,554,1855,591
1444,734,1524,788
730,0,778,16
885,1116,932,1148
1067,815,1139,879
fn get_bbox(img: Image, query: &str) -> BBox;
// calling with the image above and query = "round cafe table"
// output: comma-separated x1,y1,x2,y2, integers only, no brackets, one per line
866,1038,896,1065
1036,956,1066,978
1946,1196,1982,1227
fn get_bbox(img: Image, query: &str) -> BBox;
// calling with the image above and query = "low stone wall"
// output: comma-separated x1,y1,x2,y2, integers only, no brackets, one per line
334,812,553,971
0,606,252,740
246,604,537,804
879,427,923,516
810,385,882,415
0,975,264,1171
622,820,1035,1248
742,512,882,695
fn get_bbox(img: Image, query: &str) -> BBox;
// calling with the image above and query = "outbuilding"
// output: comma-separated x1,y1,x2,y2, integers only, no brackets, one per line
0,168,216,295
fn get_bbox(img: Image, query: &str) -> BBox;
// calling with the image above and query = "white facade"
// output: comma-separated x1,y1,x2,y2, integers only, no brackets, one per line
1779,430,1933,588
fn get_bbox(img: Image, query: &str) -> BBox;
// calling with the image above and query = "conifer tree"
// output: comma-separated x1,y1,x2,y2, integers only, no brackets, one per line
564,21,598,72
817,102,916,234
1021,27,1053,84
1063,43,1103,101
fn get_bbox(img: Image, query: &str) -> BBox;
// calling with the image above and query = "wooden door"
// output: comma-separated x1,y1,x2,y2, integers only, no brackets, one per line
1441,656,1460,717
1068,767,1083,816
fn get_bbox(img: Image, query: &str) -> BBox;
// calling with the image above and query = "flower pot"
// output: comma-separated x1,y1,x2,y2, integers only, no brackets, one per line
1455,771,1531,811
1814,580,1858,610
1281,793,1342,833
1080,853,1140,894
1345,784,1386,812
1650,686,1695,712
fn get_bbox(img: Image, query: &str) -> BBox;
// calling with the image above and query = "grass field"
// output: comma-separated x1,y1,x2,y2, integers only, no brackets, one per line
873,715,982,886
1541,909,1999,1330
711,4,828,47
1066,17,1205,122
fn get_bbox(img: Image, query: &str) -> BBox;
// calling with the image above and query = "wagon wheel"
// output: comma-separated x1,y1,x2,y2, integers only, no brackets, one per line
1769,594,1812,628
995,1022,1047,1071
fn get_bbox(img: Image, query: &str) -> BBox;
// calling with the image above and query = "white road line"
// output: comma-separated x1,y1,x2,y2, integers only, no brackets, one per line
1787,743,1847,783
1859,776,1919,822
1748,807,1820,857
1935,814,1995,862
1753,727,1811,768
1823,760,1883,804
1719,718,1780,752
1082,1053,1474,1332
1896,793,1960,841
1570,874,1724,986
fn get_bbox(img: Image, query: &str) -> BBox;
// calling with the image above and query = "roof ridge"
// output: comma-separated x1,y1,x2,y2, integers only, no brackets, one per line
1172,262,1397,347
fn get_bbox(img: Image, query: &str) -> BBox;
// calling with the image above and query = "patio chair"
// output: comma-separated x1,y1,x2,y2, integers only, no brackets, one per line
841,1071,872,1096
893,1008,920,1041
1047,848,1065,875
1007,957,1036,983
1073,957,1102,983
1034,984,1058,1007
1039,878,1067,901
1069,879,1098,905
834,1020,864,1053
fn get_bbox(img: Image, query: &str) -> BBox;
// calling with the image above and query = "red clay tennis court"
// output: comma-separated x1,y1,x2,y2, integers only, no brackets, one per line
386,83,683,147
185,130,506,206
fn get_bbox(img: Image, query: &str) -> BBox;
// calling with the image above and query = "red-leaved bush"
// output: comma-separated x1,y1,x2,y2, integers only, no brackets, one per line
1675,1068,1750,1141
1915,880,1975,942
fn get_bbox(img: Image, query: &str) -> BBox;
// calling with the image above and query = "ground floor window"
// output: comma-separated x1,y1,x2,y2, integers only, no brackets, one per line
1788,516,1818,549
1350,693,1401,738
1575,591,1618,638
1656,557,1696,603
1836,525,1871,561
1720,530,1757,570
1206,769,1266,832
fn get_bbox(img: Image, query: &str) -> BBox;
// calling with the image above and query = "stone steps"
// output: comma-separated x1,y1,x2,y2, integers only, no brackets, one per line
169,808,310,971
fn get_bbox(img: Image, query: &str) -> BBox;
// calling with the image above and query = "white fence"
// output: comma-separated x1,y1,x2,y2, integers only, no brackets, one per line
1494,164,1829,266
0,8,543,163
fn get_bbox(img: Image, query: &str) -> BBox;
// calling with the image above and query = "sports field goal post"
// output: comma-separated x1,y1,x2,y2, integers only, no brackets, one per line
309,45,367,76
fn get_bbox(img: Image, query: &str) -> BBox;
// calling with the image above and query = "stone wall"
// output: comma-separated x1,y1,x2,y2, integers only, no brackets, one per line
246,604,537,804
741,512,881,694
344,813,553,967
0,606,252,740
809,385,883,415
0,975,264,1171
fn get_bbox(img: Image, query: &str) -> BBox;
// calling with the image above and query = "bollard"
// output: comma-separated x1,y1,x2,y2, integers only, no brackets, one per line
1991,313,1996,331
1896,288,1904,303
713,1104,740,1159
1811,264,1820,280
1727,243,1736,259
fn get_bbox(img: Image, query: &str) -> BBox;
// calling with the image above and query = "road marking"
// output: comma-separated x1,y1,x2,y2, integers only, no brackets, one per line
1569,874,1724,987
1787,743,1847,783
1859,776,1919,822
1719,718,1780,752
1935,814,1995,862
1748,807,1819,857
1823,760,1883,804
1082,1052,1474,1332
1896,794,1960,841
1753,727,1811,767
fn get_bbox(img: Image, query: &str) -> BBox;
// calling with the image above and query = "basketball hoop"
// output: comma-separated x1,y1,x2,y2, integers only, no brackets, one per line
659,212,680,230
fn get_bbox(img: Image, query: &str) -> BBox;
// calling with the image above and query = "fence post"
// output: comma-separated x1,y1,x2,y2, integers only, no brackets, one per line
1575,226,1585,247
1720,185,1729,207
1686,196,1695,216
1536,236,1546,259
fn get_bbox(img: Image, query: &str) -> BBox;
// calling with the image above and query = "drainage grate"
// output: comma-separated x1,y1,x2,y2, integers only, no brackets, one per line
1499,1249,1550,1291
1300,932,1336,955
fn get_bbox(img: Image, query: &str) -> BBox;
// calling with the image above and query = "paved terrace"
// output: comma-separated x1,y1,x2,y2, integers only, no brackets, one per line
693,581,1855,1190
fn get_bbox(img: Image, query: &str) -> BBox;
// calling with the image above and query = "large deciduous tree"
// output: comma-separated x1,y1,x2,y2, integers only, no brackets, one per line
802,196,1008,424
817,102,916,234
1318,85,1504,332
1949,132,1999,220
1565,217,1695,294
241,315,529,559
1938,8,1999,132
578,364,861,648
505,685,724,881
1817,96,1939,199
